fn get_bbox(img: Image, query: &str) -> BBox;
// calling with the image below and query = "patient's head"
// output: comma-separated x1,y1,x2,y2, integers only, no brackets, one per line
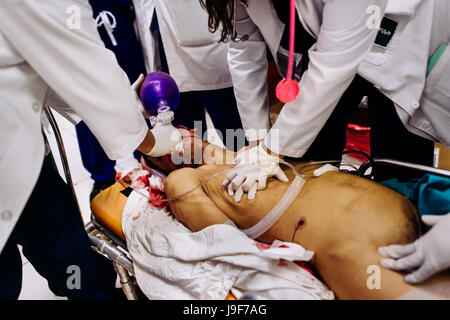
143,127,202,174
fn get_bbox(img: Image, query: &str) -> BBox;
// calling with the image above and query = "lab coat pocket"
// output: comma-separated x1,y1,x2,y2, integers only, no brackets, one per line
163,0,220,46
418,43,450,145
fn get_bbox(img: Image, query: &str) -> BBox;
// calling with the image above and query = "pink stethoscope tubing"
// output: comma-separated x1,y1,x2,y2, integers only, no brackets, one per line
275,0,300,103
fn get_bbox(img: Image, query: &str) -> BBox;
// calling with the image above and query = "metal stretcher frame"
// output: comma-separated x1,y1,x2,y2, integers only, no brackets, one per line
44,106,140,300
43,105,450,300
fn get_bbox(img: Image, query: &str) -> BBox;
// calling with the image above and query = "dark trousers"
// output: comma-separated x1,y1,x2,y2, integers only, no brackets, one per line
75,122,142,183
76,0,147,183
301,75,435,181
0,156,117,300
76,122,117,183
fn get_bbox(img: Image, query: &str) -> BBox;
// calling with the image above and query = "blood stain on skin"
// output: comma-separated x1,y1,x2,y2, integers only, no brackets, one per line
296,217,306,231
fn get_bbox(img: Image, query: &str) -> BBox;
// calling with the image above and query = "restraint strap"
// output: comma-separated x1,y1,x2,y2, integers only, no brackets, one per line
240,175,306,239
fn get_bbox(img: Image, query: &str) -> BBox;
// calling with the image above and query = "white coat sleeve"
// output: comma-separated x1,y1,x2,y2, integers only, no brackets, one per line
0,0,148,160
228,1,271,142
264,0,388,157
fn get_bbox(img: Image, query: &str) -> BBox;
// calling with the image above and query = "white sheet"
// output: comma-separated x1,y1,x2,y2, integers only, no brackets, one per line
122,187,334,300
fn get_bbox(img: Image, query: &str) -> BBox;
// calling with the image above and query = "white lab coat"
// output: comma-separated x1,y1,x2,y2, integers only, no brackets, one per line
358,0,450,147
230,0,450,157
132,0,233,92
0,0,149,252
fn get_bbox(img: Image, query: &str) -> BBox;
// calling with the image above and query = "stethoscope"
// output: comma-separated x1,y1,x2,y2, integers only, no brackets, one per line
231,0,299,103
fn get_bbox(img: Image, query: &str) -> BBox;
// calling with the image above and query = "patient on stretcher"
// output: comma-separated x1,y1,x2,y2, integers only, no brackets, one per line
144,129,450,300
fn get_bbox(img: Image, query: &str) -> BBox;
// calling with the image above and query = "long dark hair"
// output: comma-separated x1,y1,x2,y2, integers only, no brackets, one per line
199,0,247,42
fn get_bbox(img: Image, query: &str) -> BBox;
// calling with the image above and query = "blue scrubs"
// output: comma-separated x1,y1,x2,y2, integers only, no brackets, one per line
76,0,147,183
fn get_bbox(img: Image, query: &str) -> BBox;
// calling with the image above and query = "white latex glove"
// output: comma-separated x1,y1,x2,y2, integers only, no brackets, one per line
378,213,450,284
223,144,289,202
147,123,183,157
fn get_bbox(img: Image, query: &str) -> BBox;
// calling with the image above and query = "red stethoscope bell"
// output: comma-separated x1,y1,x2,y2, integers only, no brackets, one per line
275,78,299,103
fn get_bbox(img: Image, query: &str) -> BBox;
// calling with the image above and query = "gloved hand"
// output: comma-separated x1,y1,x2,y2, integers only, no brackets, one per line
223,144,289,202
147,123,183,157
378,213,450,284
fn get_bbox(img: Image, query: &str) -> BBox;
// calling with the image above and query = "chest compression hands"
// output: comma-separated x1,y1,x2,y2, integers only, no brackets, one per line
223,144,289,202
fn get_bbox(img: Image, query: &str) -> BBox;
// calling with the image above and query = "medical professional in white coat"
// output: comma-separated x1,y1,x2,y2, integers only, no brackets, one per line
0,0,181,299
201,0,449,200
133,0,244,151
204,0,450,286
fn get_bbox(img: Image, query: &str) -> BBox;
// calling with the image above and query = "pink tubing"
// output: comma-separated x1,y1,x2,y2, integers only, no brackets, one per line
275,0,299,104
286,0,296,81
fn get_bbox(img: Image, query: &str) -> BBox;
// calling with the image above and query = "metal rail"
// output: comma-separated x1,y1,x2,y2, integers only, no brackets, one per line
373,158,450,178
43,106,139,300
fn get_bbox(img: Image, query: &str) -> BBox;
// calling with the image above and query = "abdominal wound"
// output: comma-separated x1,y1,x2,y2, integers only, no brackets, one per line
296,217,306,231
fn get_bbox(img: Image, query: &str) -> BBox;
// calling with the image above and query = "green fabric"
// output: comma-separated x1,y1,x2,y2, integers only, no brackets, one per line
381,174,450,217
427,44,446,76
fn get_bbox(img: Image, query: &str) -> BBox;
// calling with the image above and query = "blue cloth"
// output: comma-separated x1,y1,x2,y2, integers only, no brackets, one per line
76,122,117,182
77,0,147,182
381,174,450,217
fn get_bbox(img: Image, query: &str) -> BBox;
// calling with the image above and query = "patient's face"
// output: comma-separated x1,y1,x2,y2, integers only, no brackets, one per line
144,127,202,174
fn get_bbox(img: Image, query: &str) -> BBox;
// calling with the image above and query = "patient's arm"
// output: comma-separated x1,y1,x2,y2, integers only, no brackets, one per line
166,166,229,232
144,127,237,174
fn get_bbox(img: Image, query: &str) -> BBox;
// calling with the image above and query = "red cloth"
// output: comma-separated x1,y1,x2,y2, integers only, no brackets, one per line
344,123,371,162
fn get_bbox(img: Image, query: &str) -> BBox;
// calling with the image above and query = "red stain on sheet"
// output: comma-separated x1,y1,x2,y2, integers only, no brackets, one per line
148,186,168,209
294,261,315,275
277,259,289,267
132,212,141,221
135,173,150,187
254,241,271,250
